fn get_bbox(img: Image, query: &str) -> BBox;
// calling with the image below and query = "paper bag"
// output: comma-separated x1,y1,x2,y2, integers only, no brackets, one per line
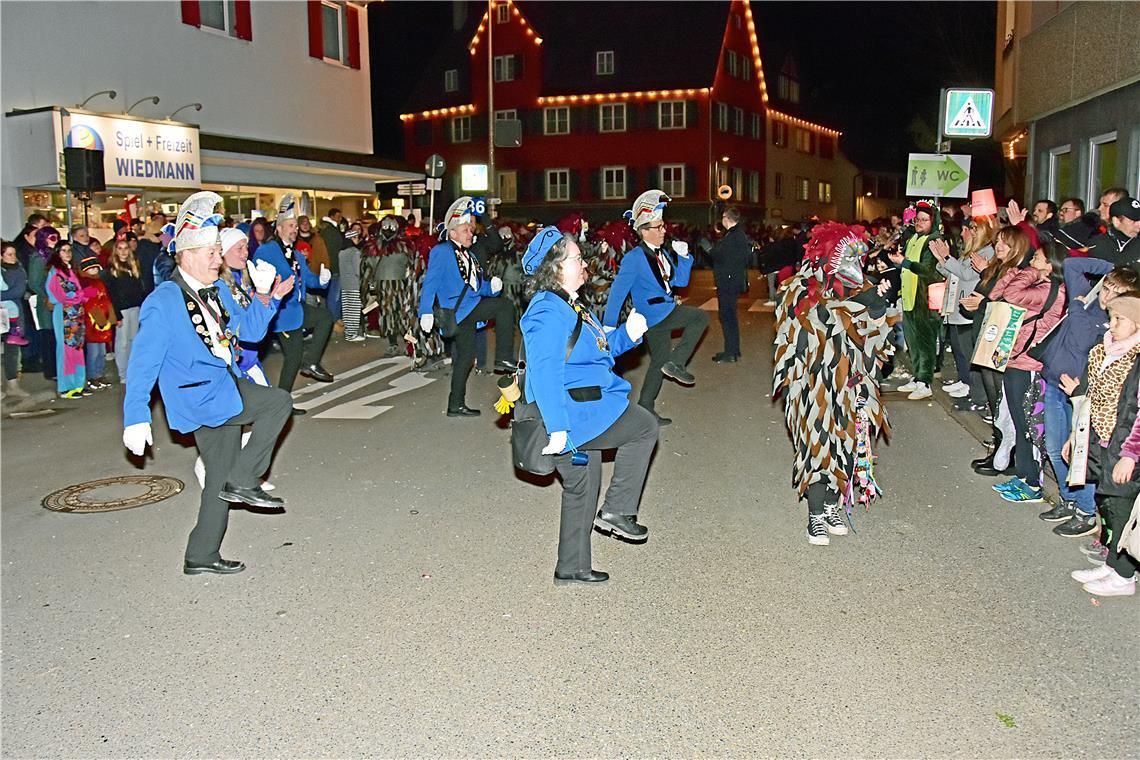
971,301,1027,372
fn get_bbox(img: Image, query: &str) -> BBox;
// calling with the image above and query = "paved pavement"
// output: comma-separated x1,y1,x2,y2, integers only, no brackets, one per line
2,271,1137,758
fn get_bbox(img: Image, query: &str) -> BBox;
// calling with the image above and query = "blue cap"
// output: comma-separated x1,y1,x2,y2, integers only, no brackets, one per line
523,226,563,275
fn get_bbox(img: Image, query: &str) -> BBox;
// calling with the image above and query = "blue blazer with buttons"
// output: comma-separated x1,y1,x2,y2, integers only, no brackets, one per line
123,280,281,433
603,243,693,328
418,240,496,324
252,239,322,332
521,290,641,452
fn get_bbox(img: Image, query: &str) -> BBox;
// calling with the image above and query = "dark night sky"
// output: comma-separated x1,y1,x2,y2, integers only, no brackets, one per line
369,1,1002,185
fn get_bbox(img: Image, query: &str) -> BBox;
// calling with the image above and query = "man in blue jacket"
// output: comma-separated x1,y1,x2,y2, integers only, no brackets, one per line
252,193,334,396
418,196,517,417
122,192,295,576
603,190,709,425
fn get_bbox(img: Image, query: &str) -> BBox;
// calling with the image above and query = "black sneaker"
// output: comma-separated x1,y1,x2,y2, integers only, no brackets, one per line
1053,511,1098,538
806,513,830,545
1038,500,1076,522
822,502,848,536
661,361,696,385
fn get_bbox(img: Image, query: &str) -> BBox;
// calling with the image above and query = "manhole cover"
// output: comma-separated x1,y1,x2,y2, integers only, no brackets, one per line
42,475,185,514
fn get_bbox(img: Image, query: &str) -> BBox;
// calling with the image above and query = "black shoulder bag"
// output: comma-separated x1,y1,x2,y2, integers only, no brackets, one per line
432,283,470,339
510,313,584,475
1019,280,1063,362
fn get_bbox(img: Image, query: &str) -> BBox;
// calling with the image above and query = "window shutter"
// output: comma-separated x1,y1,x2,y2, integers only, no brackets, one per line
590,169,601,200
181,0,200,27
686,101,697,129
684,166,695,198
586,106,598,133
307,0,323,59
472,115,487,140
234,0,252,40
346,5,361,69
647,103,659,130
569,170,580,201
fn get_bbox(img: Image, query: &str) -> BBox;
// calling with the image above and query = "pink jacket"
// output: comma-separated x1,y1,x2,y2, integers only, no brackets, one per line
989,268,1066,372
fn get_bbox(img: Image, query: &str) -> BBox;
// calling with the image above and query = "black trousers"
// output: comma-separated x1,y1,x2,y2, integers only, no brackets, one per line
553,403,659,574
38,328,56,380
188,377,292,564
807,481,839,515
717,287,742,356
449,296,515,409
1100,494,1140,579
276,302,334,392
1002,368,1038,483
638,304,709,411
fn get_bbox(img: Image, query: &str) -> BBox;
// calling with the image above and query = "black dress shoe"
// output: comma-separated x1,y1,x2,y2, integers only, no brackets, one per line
974,462,1016,477
291,407,307,416
652,411,672,426
218,483,286,508
661,361,695,385
299,364,334,382
712,352,739,363
971,453,995,468
594,511,648,541
184,558,246,575
554,569,610,586
446,405,481,417
493,360,519,375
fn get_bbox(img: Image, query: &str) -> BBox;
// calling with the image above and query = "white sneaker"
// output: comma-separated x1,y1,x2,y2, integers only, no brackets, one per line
1083,572,1136,597
896,380,919,393
945,381,970,398
907,382,932,400
1071,564,1113,584
345,335,366,343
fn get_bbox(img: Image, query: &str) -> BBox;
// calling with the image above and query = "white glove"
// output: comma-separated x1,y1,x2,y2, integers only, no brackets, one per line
542,430,568,455
123,422,153,456
249,260,276,295
420,314,434,333
625,308,648,342
318,264,332,286
671,240,690,258
490,276,503,295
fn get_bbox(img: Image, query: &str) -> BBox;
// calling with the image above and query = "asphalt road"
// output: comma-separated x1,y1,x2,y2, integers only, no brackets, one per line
2,271,1137,758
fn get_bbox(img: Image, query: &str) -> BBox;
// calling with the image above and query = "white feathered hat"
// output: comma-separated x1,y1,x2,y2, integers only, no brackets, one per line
277,192,299,221
440,196,475,233
624,189,671,229
172,191,224,252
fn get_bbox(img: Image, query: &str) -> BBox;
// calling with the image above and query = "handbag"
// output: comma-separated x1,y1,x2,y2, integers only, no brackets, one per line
510,313,583,475
432,283,470,339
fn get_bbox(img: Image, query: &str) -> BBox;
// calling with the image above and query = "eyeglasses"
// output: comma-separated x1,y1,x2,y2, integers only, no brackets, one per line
1059,206,1079,213
644,224,665,232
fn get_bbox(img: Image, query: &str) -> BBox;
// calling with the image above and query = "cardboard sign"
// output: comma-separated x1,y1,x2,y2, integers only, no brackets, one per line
1068,394,1091,487
971,301,1027,371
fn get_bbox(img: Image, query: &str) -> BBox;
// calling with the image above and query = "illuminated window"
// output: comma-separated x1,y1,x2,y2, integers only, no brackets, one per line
795,128,812,153
601,166,627,199
658,100,686,130
796,176,810,201
546,169,570,201
660,164,686,198
495,3,509,23
599,103,626,133
544,107,570,135
817,181,832,203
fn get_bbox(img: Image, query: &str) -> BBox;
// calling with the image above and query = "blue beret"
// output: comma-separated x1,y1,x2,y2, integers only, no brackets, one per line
522,226,563,275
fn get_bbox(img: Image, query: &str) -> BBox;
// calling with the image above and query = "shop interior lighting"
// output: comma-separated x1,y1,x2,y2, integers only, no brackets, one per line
76,90,117,109
166,103,202,121
125,96,161,114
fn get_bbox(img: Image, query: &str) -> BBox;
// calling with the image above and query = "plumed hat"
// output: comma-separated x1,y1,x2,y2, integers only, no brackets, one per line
624,189,670,229
523,226,563,275
438,196,475,236
219,227,247,254
802,221,870,292
277,192,299,221
173,191,224,252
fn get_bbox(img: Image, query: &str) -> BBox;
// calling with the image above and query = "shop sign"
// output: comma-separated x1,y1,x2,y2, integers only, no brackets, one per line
59,112,200,189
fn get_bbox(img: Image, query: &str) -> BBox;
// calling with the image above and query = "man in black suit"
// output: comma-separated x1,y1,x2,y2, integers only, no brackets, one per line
709,207,752,363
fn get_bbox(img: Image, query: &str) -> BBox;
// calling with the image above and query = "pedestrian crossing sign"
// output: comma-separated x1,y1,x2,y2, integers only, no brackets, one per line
942,89,994,138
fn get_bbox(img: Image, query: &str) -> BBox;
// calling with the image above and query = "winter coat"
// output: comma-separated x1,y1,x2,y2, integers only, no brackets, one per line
936,245,992,326
1039,257,1113,387
988,267,1066,372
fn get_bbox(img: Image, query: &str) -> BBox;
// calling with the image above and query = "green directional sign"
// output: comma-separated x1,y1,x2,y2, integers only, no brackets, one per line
906,153,972,198
942,88,994,138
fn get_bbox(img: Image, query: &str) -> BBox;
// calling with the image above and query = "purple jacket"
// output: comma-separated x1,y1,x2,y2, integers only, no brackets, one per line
1039,257,1113,387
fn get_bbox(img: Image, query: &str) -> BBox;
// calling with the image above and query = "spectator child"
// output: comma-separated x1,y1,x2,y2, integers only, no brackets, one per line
79,256,114,389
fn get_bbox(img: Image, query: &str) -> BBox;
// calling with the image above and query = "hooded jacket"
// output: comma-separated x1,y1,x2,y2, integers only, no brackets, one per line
1039,257,1113,387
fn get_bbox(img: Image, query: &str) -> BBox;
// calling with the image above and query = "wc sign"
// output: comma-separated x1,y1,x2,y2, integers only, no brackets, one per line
906,153,972,198
942,88,994,139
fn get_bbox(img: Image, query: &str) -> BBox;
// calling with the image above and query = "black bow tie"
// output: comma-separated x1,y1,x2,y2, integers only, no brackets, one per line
198,286,219,304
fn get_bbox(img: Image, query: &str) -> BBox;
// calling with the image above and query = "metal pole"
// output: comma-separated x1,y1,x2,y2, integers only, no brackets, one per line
429,186,436,231
486,0,495,216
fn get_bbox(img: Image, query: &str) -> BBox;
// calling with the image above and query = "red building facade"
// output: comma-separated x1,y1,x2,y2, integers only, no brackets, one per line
399,0,843,226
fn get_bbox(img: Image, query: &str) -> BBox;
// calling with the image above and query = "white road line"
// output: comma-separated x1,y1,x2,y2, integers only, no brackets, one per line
314,372,436,419
699,297,719,311
748,299,774,312
291,357,405,398
293,357,408,410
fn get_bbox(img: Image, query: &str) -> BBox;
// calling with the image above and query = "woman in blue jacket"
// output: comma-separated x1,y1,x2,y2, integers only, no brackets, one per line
520,227,659,586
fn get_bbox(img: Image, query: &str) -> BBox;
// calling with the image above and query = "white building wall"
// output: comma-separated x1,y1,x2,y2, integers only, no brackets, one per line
0,1,372,153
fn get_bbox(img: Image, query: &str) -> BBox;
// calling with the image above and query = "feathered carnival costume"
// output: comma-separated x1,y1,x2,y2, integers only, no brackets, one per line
772,222,900,541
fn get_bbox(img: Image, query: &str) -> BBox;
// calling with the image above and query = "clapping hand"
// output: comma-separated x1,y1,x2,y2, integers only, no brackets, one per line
1059,373,1080,396
959,292,983,311
249,259,278,294
969,251,988,272
876,279,892,297
887,250,905,266
1006,199,1027,226
271,275,295,300
929,238,951,262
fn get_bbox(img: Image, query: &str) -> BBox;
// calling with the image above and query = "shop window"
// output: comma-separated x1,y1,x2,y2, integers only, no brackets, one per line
183,0,252,40
451,115,471,143
497,171,517,203
596,50,614,76
660,164,686,198
544,107,570,135
658,101,686,130
1088,132,1118,203
308,1,361,69
602,166,627,200
546,169,570,201
493,55,516,83
444,69,459,93
599,103,626,133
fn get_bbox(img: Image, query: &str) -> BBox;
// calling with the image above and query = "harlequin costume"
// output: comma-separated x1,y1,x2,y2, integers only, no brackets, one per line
772,222,899,545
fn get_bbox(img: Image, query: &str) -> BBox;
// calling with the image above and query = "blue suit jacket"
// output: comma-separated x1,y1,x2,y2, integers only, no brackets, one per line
521,291,641,452
252,239,321,332
123,280,281,433
418,240,496,324
603,243,694,328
